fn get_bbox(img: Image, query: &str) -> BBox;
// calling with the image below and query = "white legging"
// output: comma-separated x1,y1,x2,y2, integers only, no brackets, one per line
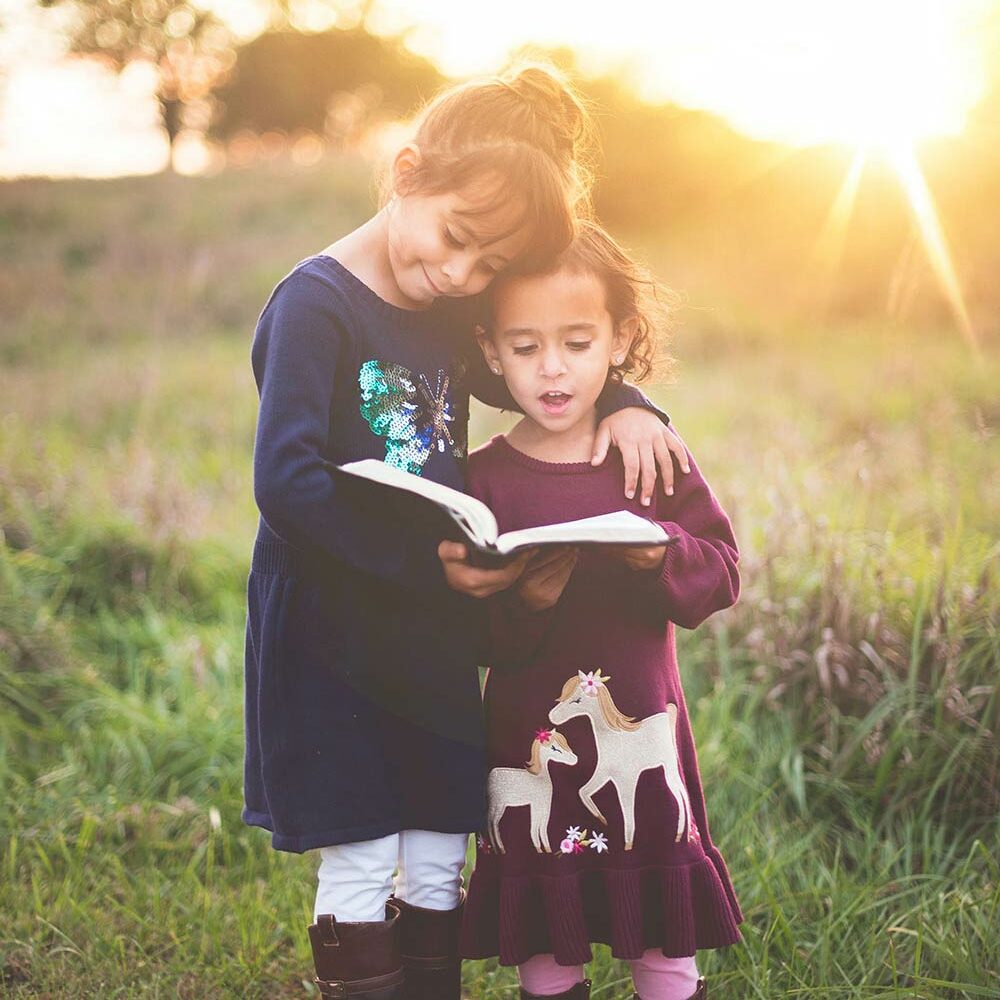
314,829,469,922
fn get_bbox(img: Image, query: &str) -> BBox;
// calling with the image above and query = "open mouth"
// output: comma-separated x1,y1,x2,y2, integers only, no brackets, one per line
539,391,572,414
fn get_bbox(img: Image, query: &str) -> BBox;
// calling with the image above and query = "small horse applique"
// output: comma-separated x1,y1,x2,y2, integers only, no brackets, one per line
487,729,578,854
549,670,693,849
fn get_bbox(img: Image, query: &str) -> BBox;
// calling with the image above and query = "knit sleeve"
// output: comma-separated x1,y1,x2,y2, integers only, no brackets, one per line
251,270,446,591
637,440,740,629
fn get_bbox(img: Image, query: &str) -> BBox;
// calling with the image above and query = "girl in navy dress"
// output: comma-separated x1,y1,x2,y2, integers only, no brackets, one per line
459,222,742,999
244,66,689,999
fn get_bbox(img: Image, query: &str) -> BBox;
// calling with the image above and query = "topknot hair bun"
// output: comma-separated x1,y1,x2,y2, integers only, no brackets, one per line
497,64,591,168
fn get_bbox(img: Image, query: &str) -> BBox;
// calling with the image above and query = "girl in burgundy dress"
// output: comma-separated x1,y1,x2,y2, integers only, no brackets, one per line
459,222,743,999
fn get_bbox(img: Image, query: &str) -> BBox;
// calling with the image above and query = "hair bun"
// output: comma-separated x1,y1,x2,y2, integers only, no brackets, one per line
499,63,591,165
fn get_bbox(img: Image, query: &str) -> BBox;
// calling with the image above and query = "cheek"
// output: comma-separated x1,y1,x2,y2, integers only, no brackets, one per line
468,272,496,296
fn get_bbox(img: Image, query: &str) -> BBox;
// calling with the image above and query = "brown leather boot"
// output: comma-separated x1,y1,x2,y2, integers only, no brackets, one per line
308,899,405,999
520,980,591,999
632,976,707,1000
389,891,464,1000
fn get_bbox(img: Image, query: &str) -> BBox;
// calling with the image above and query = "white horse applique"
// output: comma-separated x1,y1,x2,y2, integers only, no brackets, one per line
487,729,578,854
549,670,693,849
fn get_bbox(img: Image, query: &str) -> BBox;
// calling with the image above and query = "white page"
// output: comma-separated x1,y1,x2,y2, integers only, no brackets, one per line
494,510,669,555
338,459,499,546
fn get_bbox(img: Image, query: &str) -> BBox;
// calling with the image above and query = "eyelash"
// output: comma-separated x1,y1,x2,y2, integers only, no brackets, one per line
511,341,591,356
444,228,502,274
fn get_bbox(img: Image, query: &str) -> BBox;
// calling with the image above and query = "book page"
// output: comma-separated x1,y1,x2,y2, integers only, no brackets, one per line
338,459,498,547
494,510,669,556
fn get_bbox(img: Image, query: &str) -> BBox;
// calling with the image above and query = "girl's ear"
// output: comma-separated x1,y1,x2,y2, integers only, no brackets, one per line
611,316,638,367
476,325,503,375
390,143,422,197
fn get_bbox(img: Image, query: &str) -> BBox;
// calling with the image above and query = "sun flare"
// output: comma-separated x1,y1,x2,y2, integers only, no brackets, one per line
626,0,989,149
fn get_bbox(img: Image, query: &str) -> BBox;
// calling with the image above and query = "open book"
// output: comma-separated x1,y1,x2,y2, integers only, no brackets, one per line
337,459,674,563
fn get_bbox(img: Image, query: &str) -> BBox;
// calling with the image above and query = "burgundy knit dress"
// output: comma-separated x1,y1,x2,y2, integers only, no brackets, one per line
458,434,744,967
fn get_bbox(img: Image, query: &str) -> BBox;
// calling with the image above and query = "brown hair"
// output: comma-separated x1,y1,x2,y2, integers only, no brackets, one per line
526,730,573,774
386,64,594,271
555,673,640,732
490,220,680,383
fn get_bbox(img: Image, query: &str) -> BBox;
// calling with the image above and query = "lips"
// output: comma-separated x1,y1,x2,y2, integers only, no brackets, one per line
421,265,445,297
539,391,572,415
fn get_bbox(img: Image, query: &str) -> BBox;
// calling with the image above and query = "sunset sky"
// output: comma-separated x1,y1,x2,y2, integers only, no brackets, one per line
0,0,996,177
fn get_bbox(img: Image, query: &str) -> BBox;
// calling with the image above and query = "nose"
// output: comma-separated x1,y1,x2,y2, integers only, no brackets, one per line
539,345,568,378
440,253,474,290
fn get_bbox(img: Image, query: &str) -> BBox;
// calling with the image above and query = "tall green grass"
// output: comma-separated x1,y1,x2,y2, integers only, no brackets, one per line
1,165,998,997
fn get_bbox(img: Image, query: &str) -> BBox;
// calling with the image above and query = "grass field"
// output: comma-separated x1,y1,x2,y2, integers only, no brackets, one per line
1,162,998,998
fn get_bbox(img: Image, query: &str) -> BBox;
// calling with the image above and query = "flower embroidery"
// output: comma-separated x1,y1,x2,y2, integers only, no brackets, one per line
535,729,553,744
358,359,466,474
558,827,608,855
578,669,611,697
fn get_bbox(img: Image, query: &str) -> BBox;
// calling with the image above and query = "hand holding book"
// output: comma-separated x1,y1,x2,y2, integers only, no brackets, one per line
337,459,676,566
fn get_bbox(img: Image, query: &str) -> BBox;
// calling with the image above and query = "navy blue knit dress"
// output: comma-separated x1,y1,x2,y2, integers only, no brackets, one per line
243,255,667,852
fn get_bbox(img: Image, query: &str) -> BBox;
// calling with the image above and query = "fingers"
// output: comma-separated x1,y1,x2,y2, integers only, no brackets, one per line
525,546,575,572
620,440,640,500
591,424,611,466
538,547,578,582
520,548,577,588
438,540,468,563
439,542,534,598
653,435,675,497
665,427,690,474
637,440,657,507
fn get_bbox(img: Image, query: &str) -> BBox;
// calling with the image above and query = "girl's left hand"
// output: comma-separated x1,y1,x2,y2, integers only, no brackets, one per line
592,409,689,506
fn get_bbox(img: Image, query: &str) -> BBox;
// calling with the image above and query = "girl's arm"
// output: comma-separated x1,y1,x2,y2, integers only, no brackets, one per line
464,341,686,503
611,437,740,629
252,270,447,591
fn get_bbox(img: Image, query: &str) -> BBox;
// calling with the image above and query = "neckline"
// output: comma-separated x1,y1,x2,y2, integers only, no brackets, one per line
491,434,609,475
312,253,446,326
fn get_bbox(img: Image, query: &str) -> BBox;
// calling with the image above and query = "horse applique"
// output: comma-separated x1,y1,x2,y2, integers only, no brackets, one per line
549,670,693,849
487,729,578,854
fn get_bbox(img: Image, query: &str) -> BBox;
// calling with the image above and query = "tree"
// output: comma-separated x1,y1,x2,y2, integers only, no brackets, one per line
208,27,443,145
38,0,234,167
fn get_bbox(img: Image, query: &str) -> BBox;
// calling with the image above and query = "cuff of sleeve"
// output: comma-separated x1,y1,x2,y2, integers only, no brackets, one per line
654,521,681,588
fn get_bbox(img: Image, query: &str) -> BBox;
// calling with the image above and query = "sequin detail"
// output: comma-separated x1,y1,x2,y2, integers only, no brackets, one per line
358,359,466,474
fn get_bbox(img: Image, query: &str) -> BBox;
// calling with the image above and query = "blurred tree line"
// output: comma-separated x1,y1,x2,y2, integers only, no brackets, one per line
27,0,1000,334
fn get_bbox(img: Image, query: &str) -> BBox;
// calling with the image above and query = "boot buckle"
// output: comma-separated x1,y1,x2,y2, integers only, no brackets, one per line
314,978,347,999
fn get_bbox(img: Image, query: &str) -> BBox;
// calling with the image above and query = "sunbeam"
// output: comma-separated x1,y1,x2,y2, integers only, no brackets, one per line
885,143,979,355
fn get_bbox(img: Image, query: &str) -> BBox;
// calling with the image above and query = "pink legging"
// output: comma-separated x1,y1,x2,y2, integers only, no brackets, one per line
518,950,699,999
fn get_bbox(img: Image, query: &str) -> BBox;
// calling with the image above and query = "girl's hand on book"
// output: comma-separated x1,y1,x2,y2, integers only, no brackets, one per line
516,547,579,612
606,544,667,573
592,410,690,507
438,541,534,598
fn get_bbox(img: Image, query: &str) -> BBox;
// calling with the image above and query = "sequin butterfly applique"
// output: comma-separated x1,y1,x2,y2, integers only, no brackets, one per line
358,359,467,475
